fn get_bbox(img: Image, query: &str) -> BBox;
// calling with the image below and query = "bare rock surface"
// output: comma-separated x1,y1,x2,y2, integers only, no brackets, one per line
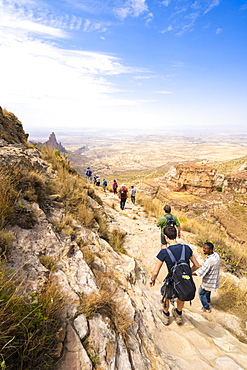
96,187,247,369
5,179,247,369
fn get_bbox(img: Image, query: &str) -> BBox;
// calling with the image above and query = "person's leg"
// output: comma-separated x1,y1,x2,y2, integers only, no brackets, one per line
122,198,127,209
199,286,211,310
205,290,211,304
163,298,170,313
172,299,184,325
176,299,185,312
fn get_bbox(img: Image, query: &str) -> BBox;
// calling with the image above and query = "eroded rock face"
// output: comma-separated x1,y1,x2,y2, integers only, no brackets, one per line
163,162,217,196
0,107,28,145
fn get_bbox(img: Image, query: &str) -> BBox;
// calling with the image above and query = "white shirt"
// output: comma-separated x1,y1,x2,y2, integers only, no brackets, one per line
196,252,220,291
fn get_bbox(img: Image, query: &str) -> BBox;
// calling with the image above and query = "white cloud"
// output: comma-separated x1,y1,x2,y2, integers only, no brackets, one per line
133,75,157,80
161,0,170,6
216,27,222,34
114,0,149,20
156,91,172,94
83,18,108,33
204,0,220,14
160,24,173,33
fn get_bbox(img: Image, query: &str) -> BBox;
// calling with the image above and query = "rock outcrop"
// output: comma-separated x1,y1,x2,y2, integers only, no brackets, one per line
45,132,67,153
0,107,28,145
155,161,247,196
161,162,217,196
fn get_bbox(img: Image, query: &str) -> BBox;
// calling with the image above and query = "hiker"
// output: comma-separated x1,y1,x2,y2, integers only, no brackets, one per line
112,180,118,194
95,176,100,186
85,167,92,183
193,242,220,313
130,185,136,204
118,184,128,210
157,205,181,247
93,175,97,185
102,179,107,192
150,226,199,325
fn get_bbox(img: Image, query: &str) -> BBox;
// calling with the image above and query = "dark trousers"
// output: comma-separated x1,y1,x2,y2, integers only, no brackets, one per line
131,196,135,204
120,198,127,210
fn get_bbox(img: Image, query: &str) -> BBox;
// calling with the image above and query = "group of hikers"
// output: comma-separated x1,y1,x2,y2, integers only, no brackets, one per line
152,205,220,325
85,167,136,210
86,167,220,326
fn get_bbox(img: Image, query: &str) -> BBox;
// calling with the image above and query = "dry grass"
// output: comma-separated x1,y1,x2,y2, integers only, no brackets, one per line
76,203,95,228
0,231,14,259
0,263,63,369
39,255,58,272
136,195,164,218
108,229,127,254
213,275,247,333
0,168,18,229
51,212,75,236
78,275,132,341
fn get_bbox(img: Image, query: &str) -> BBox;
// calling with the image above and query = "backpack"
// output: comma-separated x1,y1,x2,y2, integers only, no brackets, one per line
164,245,196,302
86,169,92,176
120,188,126,197
165,215,176,227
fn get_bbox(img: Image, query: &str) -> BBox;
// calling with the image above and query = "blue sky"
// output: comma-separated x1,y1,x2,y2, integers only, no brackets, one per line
0,0,247,136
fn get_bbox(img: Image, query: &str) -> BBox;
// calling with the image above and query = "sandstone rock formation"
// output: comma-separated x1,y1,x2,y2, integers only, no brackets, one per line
155,161,247,196
162,162,217,196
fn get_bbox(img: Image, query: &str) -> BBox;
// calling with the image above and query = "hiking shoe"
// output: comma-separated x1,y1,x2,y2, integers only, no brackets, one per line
161,310,170,326
197,307,212,313
172,308,182,325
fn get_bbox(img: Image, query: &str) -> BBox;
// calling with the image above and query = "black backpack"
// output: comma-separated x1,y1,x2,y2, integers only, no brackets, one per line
165,245,196,302
165,215,176,227
120,188,126,197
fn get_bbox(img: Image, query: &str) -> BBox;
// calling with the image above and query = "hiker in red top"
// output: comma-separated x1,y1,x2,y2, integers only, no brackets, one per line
118,184,128,210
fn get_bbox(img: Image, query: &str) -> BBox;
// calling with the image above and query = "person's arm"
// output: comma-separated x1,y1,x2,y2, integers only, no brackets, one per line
190,253,200,273
156,217,164,228
177,226,181,238
150,259,163,287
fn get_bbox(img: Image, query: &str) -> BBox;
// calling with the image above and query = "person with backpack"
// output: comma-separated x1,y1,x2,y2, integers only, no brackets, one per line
112,180,118,194
85,167,92,183
118,184,128,210
102,179,107,192
193,242,220,313
150,226,199,326
95,176,100,186
157,205,181,247
130,185,136,204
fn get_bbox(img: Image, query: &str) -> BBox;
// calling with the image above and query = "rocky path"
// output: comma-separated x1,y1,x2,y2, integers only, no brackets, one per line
97,188,247,370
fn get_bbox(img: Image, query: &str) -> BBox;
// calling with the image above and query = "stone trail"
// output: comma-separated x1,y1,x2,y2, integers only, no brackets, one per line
98,187,247,370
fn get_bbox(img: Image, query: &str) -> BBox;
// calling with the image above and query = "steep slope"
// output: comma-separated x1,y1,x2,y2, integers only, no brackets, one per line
1,108,247,369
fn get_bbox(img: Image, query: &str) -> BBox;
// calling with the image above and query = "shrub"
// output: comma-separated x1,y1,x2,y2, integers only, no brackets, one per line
39,255,58,272
0,168,17,229
0,231,14,259
81,248,95,269
78,276,132,341
213,275,247,332
0,264,63,369
108,229,127,254
52,213,75,236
